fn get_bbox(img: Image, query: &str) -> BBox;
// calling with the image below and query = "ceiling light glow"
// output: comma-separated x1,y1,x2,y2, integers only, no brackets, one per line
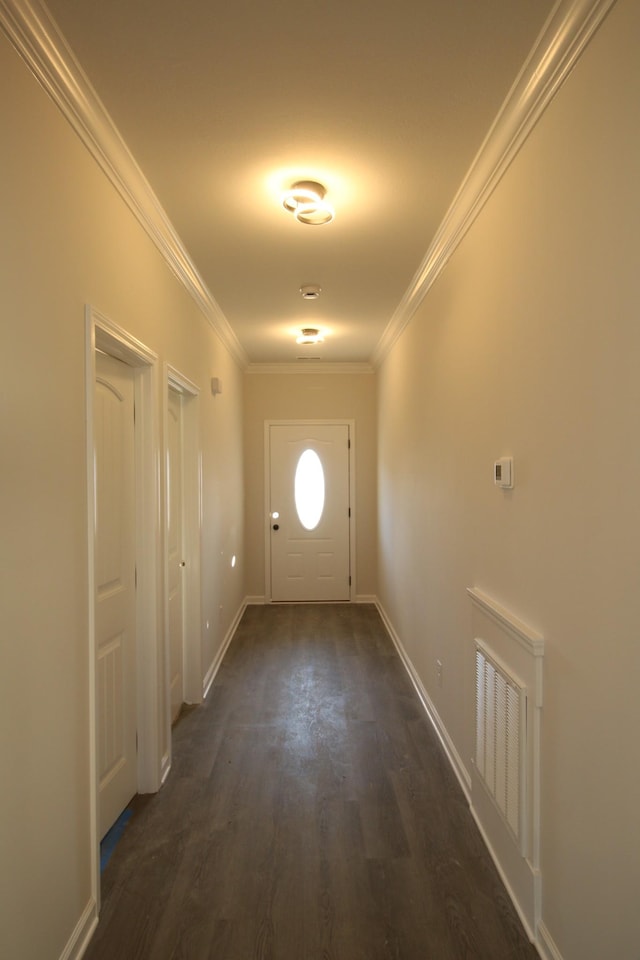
296,327,325,345
282,180,334,226
282,181,322,212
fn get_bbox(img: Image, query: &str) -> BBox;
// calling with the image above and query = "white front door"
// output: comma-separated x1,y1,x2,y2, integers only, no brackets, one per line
269,423,351,601
95,352,138,838
167,387,184,723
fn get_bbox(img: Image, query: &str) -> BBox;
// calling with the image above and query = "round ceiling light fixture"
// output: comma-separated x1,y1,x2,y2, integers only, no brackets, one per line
282,180,334,225
300,284,321,300
296,327,324,345
295,203,334,226
282,181,323,213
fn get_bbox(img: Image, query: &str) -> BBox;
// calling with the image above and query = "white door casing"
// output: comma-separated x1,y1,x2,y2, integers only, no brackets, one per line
86,306,160,908
94,352,137,838
267,422,352,602
167,386,184,723
164,365,202,716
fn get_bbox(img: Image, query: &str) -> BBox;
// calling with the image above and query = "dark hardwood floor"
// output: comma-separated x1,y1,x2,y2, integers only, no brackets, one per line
85,603,539,960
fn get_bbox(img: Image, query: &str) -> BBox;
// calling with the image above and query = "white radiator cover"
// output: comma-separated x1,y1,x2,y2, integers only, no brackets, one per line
467,587,544,939
475,641,527,854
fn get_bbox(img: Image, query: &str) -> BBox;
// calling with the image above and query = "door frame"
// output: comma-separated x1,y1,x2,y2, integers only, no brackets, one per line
162,365,202,780
263,419,356,602
85,305,161,906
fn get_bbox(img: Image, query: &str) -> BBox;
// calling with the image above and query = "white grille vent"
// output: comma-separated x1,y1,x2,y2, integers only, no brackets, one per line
475,641,527,853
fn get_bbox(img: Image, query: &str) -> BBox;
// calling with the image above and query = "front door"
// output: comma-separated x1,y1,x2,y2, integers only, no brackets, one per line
167,386,185,723
94,352,138,838
269,423,351,601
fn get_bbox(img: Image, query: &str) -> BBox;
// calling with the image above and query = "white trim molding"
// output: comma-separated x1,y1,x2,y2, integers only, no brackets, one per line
85,305,162,921
372,0,619,366
467,587,544,658
167,366,200,397
0,0,248,369
202,600,247,699
0,0,616,377
376,601,472,799
376,595,553,953
467,587,544,941
537,921,566,960
161,365,203,784
245,362,374,376
58,897,97,960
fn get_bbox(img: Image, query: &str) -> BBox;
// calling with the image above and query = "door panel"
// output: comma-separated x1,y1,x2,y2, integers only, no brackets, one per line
269,423,350,601
95,352,137,838
167,388,184,723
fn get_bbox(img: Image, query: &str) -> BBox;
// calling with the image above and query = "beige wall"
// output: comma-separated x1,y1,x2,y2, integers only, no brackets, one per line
243,371,377,600
3,2,638,959
0,35,244,960
377,2,640,957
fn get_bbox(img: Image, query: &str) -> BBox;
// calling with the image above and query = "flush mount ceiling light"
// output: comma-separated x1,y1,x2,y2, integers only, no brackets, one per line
282,181,334,225
300,284,321,300
296,327,324,345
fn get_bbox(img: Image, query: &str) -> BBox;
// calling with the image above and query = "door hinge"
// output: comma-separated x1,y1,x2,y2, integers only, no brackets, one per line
134,565,137,589
348,438,351,449
348,507,351,518
349,576,352,586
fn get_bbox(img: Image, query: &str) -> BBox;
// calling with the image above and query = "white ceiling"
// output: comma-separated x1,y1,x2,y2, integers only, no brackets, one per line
43,0,555,365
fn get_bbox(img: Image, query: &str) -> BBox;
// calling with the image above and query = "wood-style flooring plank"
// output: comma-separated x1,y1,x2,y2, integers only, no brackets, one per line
84,603,538,960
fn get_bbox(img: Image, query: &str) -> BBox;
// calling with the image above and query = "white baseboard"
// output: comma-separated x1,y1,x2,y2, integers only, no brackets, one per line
375,599,561,960
160,750,171,785
536,922,564,960
468,804,537,943
375,601,471,799
202,600,247,698
61,898,98,960
245,595,377,604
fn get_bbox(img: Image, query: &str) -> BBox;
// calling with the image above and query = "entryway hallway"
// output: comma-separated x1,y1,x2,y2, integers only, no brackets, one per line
84,604,537,959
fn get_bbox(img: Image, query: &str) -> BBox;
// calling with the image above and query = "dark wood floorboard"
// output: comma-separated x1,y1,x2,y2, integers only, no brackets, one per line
85,603,538,960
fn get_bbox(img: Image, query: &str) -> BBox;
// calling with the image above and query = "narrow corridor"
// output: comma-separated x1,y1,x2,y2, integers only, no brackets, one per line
85,604,537,959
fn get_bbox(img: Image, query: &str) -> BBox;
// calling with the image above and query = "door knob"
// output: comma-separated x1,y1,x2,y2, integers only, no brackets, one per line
272,523,279,530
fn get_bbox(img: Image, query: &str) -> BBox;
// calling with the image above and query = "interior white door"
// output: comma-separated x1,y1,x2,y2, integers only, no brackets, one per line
167,387,184,723
95,352,138,838
269,423,350,601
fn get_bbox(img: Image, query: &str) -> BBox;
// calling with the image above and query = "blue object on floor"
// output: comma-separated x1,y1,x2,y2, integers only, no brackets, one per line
100,807,133,872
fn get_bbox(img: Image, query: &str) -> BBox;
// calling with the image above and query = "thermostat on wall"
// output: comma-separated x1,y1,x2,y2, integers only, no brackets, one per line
494,457,513,489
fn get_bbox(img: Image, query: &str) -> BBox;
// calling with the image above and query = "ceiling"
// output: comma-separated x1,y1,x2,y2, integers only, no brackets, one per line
43,0,555,365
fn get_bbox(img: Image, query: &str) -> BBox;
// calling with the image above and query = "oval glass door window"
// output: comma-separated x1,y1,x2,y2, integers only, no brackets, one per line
295,449,325,530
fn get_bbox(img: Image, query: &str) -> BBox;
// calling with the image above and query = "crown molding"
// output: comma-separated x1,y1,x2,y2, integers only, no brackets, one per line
371,0,619,368
0,0,249,369
1,0,616,374
245,361,374,375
